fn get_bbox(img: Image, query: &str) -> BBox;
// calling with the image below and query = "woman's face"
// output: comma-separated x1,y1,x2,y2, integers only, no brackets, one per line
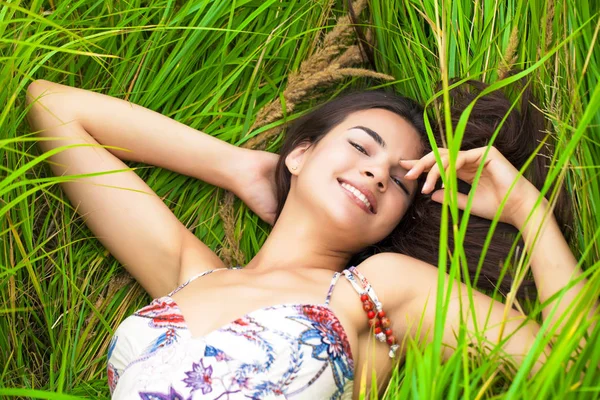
286,108,424,248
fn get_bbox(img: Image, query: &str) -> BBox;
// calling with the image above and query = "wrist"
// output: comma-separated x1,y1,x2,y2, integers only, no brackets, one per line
221,146,246,193
184,133,247,193
224,147,254,194
509,186,550,231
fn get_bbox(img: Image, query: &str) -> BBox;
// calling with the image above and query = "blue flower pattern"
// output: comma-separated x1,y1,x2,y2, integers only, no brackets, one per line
108,269,355,399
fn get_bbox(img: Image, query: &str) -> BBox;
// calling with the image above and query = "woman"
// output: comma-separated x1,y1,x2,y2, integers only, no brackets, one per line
25,79,589,399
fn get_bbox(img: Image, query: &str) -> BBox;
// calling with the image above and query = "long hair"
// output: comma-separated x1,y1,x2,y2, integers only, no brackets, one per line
272,82,572,299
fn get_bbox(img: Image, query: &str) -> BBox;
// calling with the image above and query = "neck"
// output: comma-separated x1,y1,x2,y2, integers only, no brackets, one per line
245,199,356,273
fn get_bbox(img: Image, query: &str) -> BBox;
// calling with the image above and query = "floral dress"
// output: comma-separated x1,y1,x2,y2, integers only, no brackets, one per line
107,267,355,399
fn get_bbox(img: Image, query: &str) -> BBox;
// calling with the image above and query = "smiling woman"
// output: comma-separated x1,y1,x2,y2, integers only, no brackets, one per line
25,73,596,398
278,107,425,251
3,0,599,396
273,92,425,223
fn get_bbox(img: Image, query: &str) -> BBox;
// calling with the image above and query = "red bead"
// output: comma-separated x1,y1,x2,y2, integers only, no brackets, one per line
384,328,393,336
375,319,381,327
374,327,382,334
386,335,396,345
368,318,377,327
381,317,391,328
360,294,369,302
367,310,375,319
362,301,373,312
377,310,386,318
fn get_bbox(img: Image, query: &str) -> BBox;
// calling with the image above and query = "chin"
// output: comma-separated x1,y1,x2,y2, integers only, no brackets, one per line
318,202,393,248
320,196,373,232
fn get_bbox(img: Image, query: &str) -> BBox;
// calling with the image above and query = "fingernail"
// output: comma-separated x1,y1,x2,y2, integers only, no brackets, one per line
421,182,429,193
405,168,415,178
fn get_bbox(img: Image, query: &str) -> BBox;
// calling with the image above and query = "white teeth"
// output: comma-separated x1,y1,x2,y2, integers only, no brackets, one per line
341,182,372,211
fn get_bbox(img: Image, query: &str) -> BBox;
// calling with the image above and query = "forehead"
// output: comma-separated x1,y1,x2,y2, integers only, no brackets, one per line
331,108,423,158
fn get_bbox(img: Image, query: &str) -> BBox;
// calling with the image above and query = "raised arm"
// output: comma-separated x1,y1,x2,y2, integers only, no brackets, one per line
25,79,249,297
510,196,596,342
401,146,598,345
362,146,596,374
27,80,246,191
362,252,550,372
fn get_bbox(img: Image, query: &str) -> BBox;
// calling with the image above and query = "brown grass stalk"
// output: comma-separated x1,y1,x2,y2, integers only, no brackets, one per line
498,25,519,79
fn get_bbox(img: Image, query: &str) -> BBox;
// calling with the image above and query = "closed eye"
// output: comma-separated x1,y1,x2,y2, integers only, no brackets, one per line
349,141,368,156
392,177,410,195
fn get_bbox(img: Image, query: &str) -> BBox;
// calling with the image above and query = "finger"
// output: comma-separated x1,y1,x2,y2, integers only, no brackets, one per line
422,156,450,193
437,148,481,175
425,147,492,189
452,152,474,181
403,157,429,179
431,189,444,203
452,148,492,182
430,190,469,210
398,159,418,169
404,149,448,180
462,147,492,166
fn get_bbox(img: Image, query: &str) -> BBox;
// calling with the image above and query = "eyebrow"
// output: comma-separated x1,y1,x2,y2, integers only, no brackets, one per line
351,126,386,149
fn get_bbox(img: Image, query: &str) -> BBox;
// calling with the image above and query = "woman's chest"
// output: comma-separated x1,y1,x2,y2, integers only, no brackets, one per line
167,273,397,392
171,269,368,352
111,300,357,399
110,267,400,398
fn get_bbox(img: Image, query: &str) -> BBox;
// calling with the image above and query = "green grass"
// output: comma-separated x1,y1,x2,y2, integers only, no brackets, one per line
1,0,599,398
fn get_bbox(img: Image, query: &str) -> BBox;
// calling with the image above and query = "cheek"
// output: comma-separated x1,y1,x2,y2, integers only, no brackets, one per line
391,203,410,227
388,191,411,214
307,145,357,176
376,196,411,232
327,146,357,166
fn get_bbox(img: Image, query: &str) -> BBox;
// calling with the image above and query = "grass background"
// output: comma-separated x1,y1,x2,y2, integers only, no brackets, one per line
1,0,599,398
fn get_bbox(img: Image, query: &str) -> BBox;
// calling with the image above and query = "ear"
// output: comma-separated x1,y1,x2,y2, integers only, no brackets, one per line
285,141,312,176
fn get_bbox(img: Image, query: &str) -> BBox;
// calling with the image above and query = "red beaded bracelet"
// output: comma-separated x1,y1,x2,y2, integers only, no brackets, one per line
343,268,399,358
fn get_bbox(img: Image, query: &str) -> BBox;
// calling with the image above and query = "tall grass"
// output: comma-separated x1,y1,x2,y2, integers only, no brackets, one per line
1,0,599,398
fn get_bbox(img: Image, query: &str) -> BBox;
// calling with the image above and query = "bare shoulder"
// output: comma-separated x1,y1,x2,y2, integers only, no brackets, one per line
355,252,440,309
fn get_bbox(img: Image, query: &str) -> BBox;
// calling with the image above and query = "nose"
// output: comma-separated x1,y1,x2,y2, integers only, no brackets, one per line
363,165,387,190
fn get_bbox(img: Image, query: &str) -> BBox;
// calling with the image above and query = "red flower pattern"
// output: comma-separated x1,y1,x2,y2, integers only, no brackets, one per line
135,298,187,329
302,305,353,362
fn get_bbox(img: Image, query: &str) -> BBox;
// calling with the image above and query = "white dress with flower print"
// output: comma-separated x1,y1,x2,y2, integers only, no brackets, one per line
107,268,355,399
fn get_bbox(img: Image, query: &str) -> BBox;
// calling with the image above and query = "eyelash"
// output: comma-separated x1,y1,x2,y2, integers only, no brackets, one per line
349,141,405,190
350,141,369,156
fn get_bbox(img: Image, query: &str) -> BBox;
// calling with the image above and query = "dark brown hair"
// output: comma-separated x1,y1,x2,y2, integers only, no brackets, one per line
272,81,572,299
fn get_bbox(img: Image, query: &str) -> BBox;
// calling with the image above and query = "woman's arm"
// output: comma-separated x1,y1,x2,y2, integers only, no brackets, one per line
28,80,246,190
26,79,249,297
29,80,281,225
509,193,597,343
403,146,598,345
360,253,550,373
361,146,597,374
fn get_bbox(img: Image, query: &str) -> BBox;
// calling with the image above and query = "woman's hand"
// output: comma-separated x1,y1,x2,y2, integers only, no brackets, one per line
231,149,280,225
400,146,543,226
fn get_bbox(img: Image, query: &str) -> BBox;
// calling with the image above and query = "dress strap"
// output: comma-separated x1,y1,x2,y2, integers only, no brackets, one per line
324,271,342,306
346,266,383,310
167,266,240,297
341,266,400,358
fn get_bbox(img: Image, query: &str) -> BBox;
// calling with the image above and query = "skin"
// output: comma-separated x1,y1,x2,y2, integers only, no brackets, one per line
25,80,597,398
245,108,423,275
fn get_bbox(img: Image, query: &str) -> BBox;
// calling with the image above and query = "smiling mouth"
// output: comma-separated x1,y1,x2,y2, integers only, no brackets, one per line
337,179,375,214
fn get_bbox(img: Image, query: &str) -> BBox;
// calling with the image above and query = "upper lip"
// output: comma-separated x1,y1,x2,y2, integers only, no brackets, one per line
337,178,378,214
